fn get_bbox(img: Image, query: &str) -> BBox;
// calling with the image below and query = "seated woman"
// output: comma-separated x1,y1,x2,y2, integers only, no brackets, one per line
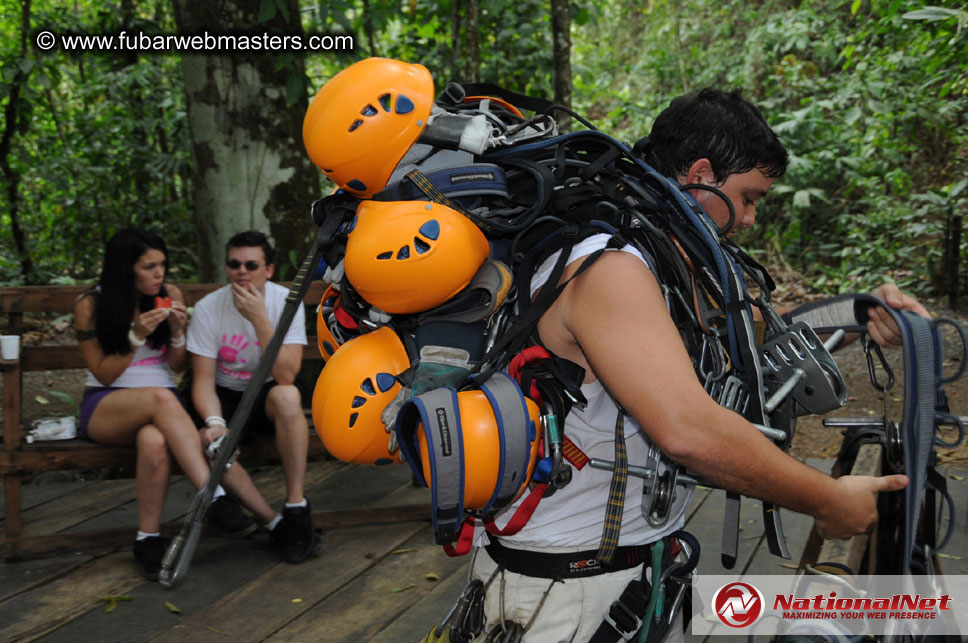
74,227,270,580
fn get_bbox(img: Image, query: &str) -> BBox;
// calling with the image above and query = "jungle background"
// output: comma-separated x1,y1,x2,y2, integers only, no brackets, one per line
1,0,967,464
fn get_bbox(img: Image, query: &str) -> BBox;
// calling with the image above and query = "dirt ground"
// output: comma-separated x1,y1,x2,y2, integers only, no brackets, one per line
3,289,967,469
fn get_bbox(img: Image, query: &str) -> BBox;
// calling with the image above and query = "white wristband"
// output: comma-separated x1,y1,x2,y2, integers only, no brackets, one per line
127,328,146,347
205,415,227,428
170,334,186,348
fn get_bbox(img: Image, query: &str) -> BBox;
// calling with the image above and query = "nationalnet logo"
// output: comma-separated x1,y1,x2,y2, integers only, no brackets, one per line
695,575,965,637
713,582,765,628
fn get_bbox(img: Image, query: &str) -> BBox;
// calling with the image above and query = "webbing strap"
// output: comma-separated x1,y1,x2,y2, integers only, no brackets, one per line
375,163,509,202
598,409,628,564
480,372,534,513
395,387,465,545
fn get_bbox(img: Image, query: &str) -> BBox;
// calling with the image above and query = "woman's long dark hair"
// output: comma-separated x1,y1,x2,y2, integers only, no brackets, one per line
94,228,171,355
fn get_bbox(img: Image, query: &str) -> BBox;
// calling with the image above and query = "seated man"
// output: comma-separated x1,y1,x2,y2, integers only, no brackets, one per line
186,230,318,564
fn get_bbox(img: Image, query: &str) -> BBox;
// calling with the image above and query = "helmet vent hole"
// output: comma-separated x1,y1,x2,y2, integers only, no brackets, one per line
378,94,392,112
351,395,367,408
417,219,440,240
349,412,359,428
376,251,393,260
347,179,367,192
376,373,396,393
348,119,363,132
413,237,431,255
361,378,376,396
395,95,415,115
396,245,411,260
361,104,378,117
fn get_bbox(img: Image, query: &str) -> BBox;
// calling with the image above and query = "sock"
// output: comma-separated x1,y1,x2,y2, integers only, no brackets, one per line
284,498,307,509
136,530,160,541
266,514,283,531
213,486,226,499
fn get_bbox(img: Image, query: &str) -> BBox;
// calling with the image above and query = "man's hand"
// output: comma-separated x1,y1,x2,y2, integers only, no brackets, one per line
867,283,931,348
814,474,908,540
231,282,270,325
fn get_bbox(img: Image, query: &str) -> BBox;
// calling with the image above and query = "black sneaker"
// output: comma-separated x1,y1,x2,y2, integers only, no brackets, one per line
133,536,170,581
270,501,320,564
207,496,257,537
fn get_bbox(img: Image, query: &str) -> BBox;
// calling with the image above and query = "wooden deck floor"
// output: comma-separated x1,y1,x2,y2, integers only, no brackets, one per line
2,459,966,642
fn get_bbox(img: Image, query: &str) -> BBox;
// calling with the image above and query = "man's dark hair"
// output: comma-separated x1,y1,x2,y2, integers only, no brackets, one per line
646,88,788,183
226,230,274,265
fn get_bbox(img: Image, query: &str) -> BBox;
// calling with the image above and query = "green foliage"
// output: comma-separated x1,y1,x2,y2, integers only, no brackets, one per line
1,0,196,285
574,0,968,297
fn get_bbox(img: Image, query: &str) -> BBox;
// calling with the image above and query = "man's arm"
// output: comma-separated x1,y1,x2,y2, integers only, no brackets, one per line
231,283,303,384
559,252,906,540
191,354,226,445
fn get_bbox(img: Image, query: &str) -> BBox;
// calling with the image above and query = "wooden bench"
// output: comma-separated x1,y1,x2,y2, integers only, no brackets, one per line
1,281,329,558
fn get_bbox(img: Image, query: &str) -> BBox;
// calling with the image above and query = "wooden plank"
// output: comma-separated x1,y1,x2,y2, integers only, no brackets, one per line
0,479,99,521
20,479,138,537
0,550,147,642
267,525,467,642
0,552,98,603
373,560,471,642
149,522,429,643
0,281,327,314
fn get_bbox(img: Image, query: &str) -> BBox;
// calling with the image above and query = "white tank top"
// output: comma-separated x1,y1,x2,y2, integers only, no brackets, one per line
84,341,176,389
487,233,692,548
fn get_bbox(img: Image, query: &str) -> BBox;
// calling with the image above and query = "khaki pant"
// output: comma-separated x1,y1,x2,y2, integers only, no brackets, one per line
470,546,684,643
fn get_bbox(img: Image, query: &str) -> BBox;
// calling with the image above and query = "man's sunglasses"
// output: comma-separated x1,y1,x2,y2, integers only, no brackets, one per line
226,260,263,271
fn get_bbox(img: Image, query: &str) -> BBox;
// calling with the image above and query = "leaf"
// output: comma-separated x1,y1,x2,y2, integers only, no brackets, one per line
425,572,440,581
35,395,49,405
391,548,417,555
390,584,416,593
937,553,964,560
206,626,230,636
258,0,278,22
950,474,964,481
291,598,303,603
902,8,963,22
165,601,181,613
793,189,812,208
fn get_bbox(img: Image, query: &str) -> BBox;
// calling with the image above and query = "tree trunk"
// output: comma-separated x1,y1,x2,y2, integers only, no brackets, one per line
1,0,34,282
171,0,319,280
465,0,480,83
550,0,572,133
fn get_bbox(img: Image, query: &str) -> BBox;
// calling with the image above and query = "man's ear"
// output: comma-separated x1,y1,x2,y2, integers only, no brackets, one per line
683,158,714,186
266,263,275,280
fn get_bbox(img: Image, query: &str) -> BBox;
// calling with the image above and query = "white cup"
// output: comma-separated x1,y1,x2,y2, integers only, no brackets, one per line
1,335,20,360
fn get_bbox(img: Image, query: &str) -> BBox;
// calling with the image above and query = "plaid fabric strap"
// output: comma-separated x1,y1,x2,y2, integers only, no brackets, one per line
598,409,628,563
404,169,464,212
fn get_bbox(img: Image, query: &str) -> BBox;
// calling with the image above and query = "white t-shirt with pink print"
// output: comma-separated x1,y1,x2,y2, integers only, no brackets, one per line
186,281,307,392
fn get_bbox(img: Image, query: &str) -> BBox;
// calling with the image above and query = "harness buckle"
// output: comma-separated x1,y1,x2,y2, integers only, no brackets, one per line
602,600,642,641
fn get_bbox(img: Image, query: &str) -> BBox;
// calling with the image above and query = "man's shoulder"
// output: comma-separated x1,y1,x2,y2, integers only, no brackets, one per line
195,283,232,310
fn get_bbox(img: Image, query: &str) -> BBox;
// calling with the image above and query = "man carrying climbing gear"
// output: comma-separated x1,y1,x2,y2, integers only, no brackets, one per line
299,59,931,642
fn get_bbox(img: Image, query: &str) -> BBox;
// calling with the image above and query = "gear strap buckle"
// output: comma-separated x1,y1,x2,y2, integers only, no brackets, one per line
602,600,642,641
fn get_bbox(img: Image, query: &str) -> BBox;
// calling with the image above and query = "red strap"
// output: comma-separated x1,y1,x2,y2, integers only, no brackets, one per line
443,518,477,557
333,302,359,329
561,435,589,470
507,345,552,404
482,482,548,537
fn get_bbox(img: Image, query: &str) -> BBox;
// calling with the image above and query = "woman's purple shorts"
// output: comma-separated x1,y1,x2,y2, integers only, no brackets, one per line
79,387,182,438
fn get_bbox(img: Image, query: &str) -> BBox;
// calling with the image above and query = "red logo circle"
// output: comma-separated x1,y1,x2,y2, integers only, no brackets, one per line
713,581,765,628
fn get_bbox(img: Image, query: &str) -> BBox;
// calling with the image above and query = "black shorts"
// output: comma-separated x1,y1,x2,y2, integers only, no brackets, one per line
214,381,278,441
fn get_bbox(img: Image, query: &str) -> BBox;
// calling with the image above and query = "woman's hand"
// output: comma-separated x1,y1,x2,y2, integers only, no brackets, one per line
167,300,188,339
131,307,171,341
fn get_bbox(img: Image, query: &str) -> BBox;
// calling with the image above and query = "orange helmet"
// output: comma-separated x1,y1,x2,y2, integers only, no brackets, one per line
315,285,360,362
312,327,410,465
416,390,541,510
303,58,434,198
394,372,541,543
344,200,490,314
